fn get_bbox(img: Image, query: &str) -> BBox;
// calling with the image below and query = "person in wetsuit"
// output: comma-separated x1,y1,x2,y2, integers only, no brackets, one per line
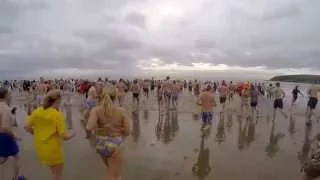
291,85,304,107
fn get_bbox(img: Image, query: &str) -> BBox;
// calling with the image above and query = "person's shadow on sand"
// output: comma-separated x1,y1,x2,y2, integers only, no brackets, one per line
131,109,141,143
265,120,285,158
192,131,211,180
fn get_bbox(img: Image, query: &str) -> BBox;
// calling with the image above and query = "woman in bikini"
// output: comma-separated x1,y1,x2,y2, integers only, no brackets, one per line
86,87,130,180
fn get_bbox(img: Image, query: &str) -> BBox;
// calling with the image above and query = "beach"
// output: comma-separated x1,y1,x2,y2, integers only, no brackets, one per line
1,83,319,180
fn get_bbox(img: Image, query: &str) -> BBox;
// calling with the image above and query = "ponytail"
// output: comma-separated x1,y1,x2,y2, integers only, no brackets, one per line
101,87,116,116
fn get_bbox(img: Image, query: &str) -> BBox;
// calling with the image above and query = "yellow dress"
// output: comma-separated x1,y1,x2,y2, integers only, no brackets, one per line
26,107,66,166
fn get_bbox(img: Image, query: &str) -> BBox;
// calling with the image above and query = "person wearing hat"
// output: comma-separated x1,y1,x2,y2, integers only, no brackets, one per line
24,90,75,180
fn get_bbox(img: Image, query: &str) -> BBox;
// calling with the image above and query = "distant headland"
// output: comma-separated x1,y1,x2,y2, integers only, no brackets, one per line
270,74,320,84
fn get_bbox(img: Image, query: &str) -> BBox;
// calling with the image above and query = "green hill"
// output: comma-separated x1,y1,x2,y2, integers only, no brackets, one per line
270,75,320,84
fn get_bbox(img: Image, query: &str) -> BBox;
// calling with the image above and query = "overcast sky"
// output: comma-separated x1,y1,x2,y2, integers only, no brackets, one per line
0,0,319,80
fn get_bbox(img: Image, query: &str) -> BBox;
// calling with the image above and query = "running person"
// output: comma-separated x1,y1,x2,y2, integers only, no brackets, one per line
142,80,150,100
197,85,217,130
218,81,228,110
171,80,181,108
267,84,274,100
194,81,200,97
0,87,23,180
306,85,320,120
291,85,304,107
250,84,259,118
156,81,162,103
162,76,173,107
188,81,193,92
116,79,127,107
36,77,49,107
272,82,287,119
25,90,76,180
150,79,155,95
240,83,250,116
86,87,130,180
228,81,235,103
131,79,141,106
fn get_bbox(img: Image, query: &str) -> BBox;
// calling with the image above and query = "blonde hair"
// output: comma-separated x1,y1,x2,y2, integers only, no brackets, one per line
43,90,62,109
100,86,116,116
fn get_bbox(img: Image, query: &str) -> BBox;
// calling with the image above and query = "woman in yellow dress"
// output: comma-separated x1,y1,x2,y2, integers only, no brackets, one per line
24,90,75,180
87,86,130,180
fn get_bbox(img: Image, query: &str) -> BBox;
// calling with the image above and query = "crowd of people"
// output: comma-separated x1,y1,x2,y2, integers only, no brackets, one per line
0,76,319,180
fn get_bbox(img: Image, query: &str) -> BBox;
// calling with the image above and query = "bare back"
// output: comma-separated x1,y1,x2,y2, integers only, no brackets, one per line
198,91,216,112
87,106,130,137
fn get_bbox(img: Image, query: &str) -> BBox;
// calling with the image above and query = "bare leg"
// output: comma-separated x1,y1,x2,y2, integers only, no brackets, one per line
251,107,254,119
273,109,276,121
13,155,21,178
118,96,124,107
49,164,64,180
279,109,288,118
107,150,122,180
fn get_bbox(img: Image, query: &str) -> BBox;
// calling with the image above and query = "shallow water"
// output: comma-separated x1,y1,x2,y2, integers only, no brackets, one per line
1,86,320,180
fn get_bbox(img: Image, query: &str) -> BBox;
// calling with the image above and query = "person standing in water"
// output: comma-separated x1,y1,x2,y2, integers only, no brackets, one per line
197,85,217,130
272,82,287,119
0,87,24,180
24,90,76,180
87,87,130,180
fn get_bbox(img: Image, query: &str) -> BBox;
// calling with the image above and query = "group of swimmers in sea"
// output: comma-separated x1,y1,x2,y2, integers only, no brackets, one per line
0,76,320,180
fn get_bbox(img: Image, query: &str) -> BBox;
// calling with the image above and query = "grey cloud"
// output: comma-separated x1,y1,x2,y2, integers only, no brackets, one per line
0,0,48,34
0,0,320,79
194,40,216,49
125,12,146,28
261,5,300,21
0,26,13,34
75,29,142,54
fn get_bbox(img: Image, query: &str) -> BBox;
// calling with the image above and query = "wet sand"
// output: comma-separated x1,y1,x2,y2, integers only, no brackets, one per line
1,89,320,180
